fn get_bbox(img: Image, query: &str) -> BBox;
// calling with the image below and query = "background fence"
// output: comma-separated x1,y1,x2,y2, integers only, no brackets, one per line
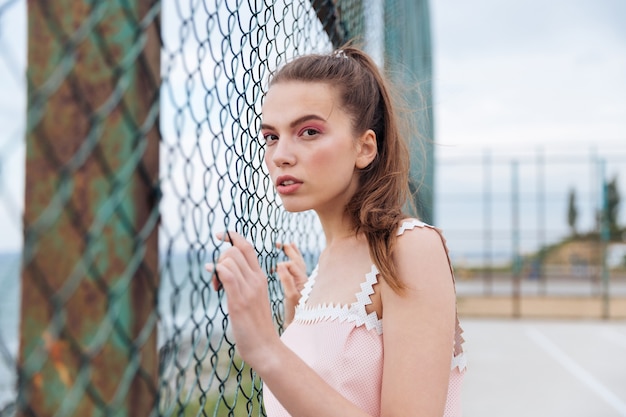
0,0,434,416
436,147,626,319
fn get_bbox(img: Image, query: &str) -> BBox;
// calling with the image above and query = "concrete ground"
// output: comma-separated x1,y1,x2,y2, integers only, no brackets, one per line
460,318,626,417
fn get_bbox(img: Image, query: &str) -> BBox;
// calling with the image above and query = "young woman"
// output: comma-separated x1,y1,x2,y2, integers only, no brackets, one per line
205,46,466,416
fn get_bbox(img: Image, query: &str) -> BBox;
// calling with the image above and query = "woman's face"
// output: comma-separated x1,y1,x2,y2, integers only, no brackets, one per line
260,81,368,216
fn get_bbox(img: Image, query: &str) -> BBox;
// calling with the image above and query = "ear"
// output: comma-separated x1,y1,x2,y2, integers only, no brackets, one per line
355,129,377,169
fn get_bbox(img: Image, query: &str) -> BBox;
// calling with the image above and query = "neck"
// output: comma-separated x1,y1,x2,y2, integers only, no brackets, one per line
316,209,357,248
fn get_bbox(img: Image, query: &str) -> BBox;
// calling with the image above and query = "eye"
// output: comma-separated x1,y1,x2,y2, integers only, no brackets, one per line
301,128,320,138
263,132,279,145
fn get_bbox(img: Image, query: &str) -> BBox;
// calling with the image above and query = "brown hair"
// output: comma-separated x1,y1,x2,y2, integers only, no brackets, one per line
269,46,413,292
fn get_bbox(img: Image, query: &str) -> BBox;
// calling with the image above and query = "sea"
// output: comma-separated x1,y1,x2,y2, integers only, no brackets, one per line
0,253,20,410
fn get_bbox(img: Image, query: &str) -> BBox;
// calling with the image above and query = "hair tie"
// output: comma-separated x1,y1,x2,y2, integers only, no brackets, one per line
333,49,349,59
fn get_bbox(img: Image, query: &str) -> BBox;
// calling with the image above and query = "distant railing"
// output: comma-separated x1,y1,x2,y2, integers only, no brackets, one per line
437,147,626,318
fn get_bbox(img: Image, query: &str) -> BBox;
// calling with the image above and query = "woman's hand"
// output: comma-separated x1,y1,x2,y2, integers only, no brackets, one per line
205,231,281,369
206,234,370,416
275,242,308,327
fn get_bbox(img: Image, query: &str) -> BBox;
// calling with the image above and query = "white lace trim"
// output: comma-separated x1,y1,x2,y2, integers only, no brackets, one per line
451,352,467,372
294,264,383,335
297,265,318,307
293,218,467,371
397,218,428,235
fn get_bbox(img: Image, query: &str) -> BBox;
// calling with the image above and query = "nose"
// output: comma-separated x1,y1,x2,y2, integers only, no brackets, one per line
270,137,296,167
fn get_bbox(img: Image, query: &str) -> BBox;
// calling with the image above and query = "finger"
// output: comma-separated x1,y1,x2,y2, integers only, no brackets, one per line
277,262,299,296
288,242,303,258
280,242,305,267
204,263,222,291
216,231,259,271
286,263,309,291
213,257,244,297
283,245,307,276
279,261,309,297
218,246,257,284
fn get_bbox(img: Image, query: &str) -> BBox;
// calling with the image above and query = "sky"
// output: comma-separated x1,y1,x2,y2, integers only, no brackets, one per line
0,0,625,256
429,0,626,261
431,0,626,150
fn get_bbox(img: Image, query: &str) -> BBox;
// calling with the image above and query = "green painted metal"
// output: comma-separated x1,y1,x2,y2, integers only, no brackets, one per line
309,0,366,48
384,0,434,223
19,1,160,415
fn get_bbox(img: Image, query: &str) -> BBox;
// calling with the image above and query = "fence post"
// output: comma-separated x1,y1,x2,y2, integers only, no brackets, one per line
483,149,493,295
511,160,521,318
383,0,434,223
599,159,611,319
19,2,161,415
536,147,546,295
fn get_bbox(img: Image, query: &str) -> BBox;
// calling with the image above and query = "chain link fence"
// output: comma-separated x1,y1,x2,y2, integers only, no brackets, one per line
436,147,626,318
0,0,435,416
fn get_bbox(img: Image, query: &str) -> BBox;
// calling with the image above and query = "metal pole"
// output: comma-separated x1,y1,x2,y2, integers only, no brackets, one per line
512,160,521,318
483,149,493,296
590,147,599,294
599,159,611,319
19,2,161,415
537,147,546,295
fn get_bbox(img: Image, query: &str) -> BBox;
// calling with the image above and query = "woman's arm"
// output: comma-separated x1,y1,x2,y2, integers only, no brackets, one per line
206,232,371,417
206,229,456,416
379,226,457,416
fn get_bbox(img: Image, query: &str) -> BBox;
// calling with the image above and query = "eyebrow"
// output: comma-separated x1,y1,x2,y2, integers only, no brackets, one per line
260,114,327,131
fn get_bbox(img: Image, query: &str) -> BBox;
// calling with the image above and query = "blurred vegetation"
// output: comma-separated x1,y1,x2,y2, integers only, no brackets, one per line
163,357,264,417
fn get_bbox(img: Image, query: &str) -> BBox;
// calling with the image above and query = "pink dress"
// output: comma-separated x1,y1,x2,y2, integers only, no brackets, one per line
263,219,466,416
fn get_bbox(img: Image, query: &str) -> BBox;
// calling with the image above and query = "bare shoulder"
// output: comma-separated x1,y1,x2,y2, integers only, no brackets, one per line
395,219,447,250
379,219,457,415
392,219,453,291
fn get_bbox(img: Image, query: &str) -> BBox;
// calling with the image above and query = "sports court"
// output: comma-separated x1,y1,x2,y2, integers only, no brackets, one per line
461,318,626,417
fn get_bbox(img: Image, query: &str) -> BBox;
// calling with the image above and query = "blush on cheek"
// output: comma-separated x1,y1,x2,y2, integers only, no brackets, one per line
308,138,348,168
307,140,334,166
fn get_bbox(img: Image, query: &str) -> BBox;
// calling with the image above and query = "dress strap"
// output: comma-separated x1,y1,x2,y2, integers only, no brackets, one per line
396,219,454,277
397,218,428,235
354,264,379,308
350,264,383,334
292,262,383,334
297,265,318,307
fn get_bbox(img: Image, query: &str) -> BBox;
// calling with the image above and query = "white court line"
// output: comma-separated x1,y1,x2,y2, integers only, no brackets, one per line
526,326,626,417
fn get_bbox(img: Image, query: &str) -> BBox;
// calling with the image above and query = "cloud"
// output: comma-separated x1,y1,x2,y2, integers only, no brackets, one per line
432,0,626,148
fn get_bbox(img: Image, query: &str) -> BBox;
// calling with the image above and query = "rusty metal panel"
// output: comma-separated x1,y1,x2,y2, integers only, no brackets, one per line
19,1,160,415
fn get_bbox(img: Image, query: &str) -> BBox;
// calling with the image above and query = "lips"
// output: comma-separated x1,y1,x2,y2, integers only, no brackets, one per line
276,175,302,195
